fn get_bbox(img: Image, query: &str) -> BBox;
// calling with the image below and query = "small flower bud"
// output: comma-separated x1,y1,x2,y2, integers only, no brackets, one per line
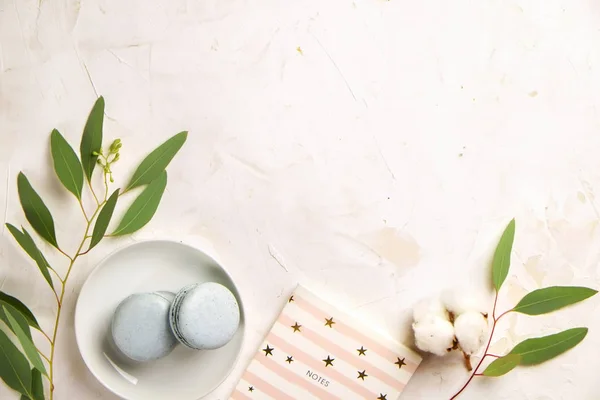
92,151,100,156
110,139,122,153
112,153,120,163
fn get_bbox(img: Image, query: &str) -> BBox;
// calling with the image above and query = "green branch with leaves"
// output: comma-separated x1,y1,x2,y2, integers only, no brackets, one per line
449,219,597,399
0,97,187,400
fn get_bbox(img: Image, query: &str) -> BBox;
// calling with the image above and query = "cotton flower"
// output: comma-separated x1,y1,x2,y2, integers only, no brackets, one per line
454,311,488,354
412,315,456,356
441,288,487,316
412,297,449,322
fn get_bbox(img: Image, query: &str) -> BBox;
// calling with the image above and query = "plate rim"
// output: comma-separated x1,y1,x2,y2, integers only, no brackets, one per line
74,239,246,400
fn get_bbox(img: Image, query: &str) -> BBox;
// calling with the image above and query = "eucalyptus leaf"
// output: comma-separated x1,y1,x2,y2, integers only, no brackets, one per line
17,173,58,248
3,307,47,377
0,292,39,330
513,286,597,316
26,368,44,400
492,219,515,291
113,171,167,236
6,224,54,290
89,189,119,250
125,131,186,191
80,96,105,182
0,303,32,340
509,327,588,365
50,129,84,199
0,330,33,397
482,354,520,377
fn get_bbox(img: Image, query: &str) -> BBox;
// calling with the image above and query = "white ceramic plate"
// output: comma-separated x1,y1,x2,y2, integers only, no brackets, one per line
75,240,245,400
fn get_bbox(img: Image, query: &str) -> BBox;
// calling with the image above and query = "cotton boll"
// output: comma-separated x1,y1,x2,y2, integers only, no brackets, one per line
441,288,487,316
454,311,488,354
412,298,449,322
412,315,455,356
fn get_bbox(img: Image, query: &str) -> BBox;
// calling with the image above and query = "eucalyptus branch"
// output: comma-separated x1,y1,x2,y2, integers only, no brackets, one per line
445,220,596,399
1,97,186,400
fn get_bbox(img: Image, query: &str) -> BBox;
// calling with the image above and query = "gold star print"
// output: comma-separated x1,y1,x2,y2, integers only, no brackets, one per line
324,317,336,328
291,322,302,333
357,370,368,380
286,356,294,364
377,394,387,400
323,355,335,367
289,295,294,303
262,345,274,356
395,357,406,369
248,386,254,392
357,346,367,356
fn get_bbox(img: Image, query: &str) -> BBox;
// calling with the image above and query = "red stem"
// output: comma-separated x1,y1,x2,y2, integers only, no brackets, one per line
449,293,500,400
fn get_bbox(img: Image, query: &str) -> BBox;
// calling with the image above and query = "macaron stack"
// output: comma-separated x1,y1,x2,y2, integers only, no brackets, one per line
111,282,240,362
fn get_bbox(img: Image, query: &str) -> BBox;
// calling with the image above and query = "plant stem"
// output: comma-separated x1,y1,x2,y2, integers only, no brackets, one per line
77,199,89,222
103,171,109,201
47,193,107,400
39,329,53,344
89,182,100,206
56,247,72,261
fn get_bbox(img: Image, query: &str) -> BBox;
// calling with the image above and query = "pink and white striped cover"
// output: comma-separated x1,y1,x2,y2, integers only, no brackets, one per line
231,286,421,400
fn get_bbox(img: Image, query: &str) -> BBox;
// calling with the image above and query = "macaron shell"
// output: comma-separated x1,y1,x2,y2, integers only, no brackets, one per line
112,292,178,362
169,284,197,349
171,282,240,350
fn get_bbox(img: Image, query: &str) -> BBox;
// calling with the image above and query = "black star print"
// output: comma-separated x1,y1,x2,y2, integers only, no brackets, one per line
262,345,274,356
377,394,387,400
324,317,336,328
357,370,368,380
248,386,254,392
289,295,294,303
291,322,302,333
286,356,294,364
395,357,406,369
357,346,367,356
323,355,334,367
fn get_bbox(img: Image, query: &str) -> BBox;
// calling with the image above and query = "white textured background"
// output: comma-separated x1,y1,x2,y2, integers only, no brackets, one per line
1,0,600,399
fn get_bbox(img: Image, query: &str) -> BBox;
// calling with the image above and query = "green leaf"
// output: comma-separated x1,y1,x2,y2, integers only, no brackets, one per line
17,173,58,248
0,292,39,330
89,189,119,250
125,131,187,191
508,327,588,365
513,286,597,316
0,303,32,340
50,129,84,200
482,354,520,377
492,219,515,291
0,329,33,397
3,307,47,377
113,171,167,236
26,368,45,400
6,224,54,290
80,96,105,182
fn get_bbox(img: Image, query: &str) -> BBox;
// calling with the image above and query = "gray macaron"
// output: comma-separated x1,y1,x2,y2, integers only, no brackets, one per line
169,282,240,350
111,291,178,362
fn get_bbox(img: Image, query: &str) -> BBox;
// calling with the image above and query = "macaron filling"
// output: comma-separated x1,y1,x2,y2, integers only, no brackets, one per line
169,284,198,349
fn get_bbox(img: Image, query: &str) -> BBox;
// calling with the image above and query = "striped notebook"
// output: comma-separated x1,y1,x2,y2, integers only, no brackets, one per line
231,286,421,400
